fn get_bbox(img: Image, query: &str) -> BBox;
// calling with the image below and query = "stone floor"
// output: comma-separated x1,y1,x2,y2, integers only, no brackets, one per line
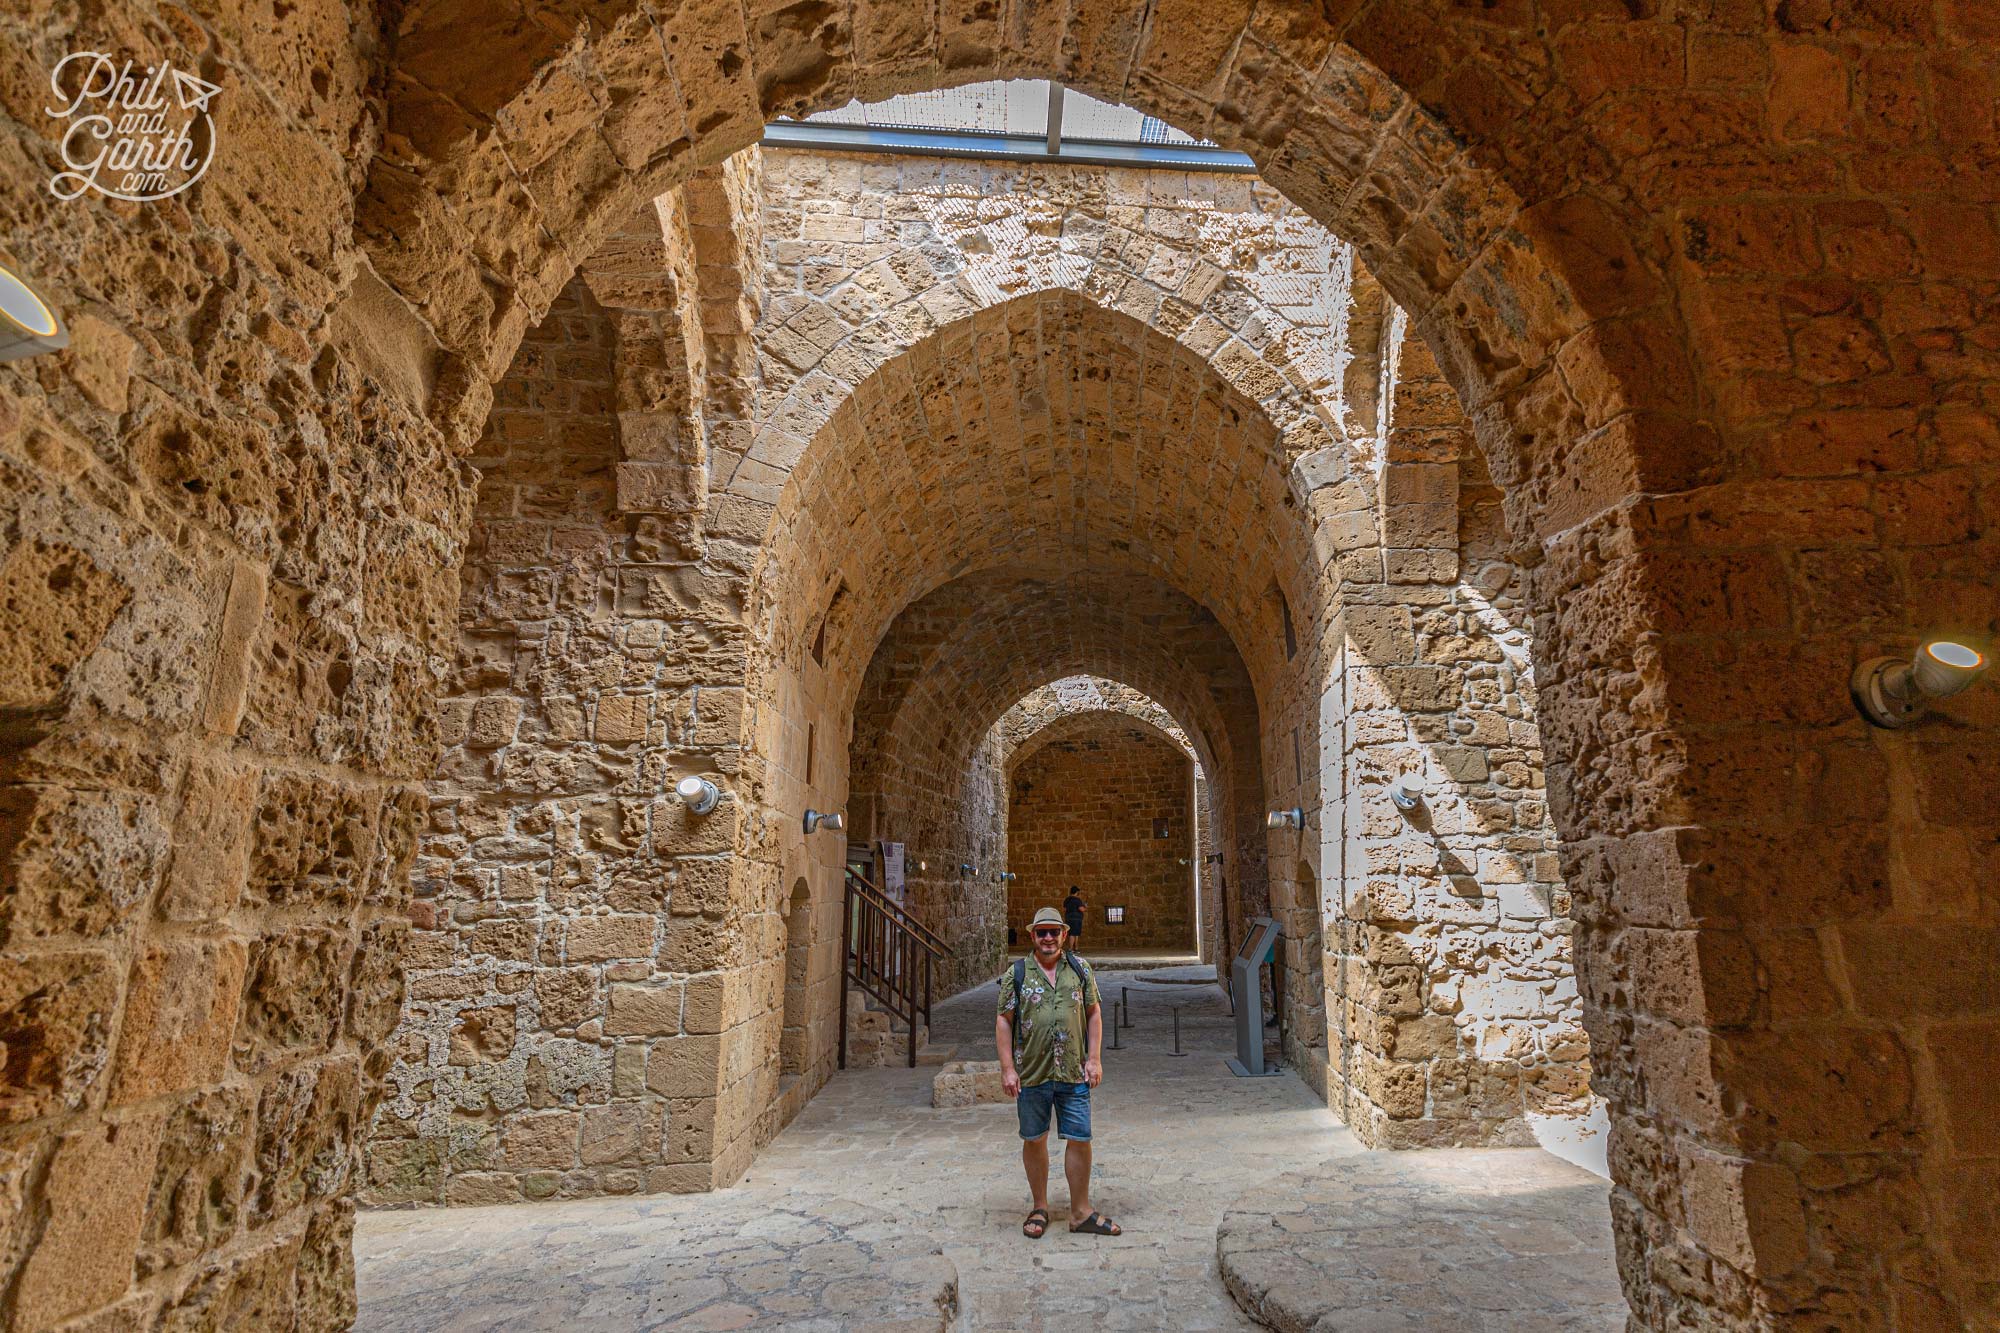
1217,1150,1626,1332
353,1188,959,1331
354,966,1624,1331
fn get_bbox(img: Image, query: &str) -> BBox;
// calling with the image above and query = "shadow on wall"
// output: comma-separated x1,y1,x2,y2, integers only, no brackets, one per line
1317,323,1600,1165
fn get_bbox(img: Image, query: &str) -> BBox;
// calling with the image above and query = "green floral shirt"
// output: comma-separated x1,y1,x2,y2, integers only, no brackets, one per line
997,956,1101,1087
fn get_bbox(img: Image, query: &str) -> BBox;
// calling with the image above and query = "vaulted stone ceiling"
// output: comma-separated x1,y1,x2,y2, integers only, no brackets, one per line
754,288,1321,706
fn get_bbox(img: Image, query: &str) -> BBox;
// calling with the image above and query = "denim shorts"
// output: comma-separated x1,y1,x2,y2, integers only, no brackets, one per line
1016,1080,1091,1141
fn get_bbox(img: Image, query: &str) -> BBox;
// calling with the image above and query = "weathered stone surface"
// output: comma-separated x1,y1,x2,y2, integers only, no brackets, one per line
12,1115,164,1330
1217,1150,1625,1332
109,939,247,1106
4,2,1995,1325
0,950,119,1124
356,1188,957,1330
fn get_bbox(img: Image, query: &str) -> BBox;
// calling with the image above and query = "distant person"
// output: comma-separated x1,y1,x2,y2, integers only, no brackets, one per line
997,907,1120,1239
1063,886,1085,945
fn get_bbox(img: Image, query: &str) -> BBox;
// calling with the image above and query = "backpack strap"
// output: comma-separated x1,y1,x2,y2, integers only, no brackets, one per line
1008,958,1028,1056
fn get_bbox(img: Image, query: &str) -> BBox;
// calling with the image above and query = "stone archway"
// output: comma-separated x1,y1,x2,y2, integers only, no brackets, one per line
1004,710,1200,955
4,2,1995,1326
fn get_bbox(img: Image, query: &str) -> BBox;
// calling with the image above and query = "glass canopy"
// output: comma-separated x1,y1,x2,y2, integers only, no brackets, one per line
764,80,1255,172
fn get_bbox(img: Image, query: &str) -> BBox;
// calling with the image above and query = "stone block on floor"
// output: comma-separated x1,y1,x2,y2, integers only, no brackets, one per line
931,1059,1007,1108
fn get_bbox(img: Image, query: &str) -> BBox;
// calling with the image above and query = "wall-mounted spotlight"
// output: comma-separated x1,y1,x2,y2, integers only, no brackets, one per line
0,260,68,362
802,808,845,835
1851,640,1990,729
1265,807,1303,830
1389,773,1426,813
994,870,1017,883
674,775,720,816
959,862,976,879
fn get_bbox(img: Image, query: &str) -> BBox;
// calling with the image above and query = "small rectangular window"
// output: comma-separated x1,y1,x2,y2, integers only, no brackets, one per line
806,722,816,786
811,619,827,665
1280,594,1298,660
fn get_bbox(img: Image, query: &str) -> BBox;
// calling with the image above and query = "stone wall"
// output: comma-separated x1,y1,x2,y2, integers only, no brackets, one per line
359,278,785,1207
1007,716,1197,952
1321,319,1597,1153
996,678,1218,956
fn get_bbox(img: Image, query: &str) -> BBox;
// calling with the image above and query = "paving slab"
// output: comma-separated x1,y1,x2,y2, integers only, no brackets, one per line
1216,1149,1624,1332
354,1189,958,1331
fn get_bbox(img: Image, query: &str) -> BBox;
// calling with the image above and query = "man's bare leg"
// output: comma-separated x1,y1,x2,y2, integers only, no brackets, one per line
1023,1134,1050,1214
1064,1139,1092,1224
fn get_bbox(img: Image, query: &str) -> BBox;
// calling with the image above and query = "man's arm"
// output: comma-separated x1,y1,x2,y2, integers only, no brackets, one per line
1083,1004,1103,1087
996,1013,1021,1097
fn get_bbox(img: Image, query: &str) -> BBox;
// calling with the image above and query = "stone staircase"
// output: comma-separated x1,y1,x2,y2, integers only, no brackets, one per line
842,988,955,1068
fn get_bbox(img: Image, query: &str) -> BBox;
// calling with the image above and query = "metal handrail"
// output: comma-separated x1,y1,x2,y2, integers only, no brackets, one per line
842,865,950,957
838,865,948,1069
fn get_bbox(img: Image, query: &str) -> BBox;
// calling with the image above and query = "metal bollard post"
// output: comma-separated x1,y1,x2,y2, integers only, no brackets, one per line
1109,1016,1121,1051
1169,1004,1187,1057
1120,986,1132,1029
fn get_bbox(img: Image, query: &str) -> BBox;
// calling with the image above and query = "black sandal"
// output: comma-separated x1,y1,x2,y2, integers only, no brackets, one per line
1023,1208,1050,1238
1070,1212,1121,1236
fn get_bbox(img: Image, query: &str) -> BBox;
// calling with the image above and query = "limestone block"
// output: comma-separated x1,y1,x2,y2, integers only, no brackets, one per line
535,967,600,1028
234,930,349,1072
468,697,523,748
579,1103,653,1165
444,1173,521,1207
612,1043,648,1097
666,1096,717,1165
607,983,683,1036
929,1061,1014,1107
651,800,737,857
932,1073,973,1108
109,938,247,1106
252,1057,361,1224
646,1035,722,1099
565,914,656,962
141,1087,255,1270
594,694,649,743
0,538,131,709
0,784,169,945
160,757,259,923
13,1114,165,1330
503,1110,581,1170
448,1005,517,1064
363,1136,446,1207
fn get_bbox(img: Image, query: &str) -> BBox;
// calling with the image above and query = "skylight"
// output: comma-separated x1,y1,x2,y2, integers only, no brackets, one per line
764,80,1254,173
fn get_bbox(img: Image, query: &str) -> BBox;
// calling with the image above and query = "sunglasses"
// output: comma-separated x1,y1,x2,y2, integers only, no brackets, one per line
1032,927,1064,940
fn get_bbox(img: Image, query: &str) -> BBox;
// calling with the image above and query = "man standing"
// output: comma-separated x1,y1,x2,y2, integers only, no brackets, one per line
996,906,1122,1239
1063,885,1086,946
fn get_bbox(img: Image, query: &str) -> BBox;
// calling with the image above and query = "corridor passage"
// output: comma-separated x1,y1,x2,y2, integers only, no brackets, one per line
354,966,1618,1331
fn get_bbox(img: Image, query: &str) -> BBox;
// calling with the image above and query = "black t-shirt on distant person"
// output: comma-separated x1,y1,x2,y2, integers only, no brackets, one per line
1063,893,1085,932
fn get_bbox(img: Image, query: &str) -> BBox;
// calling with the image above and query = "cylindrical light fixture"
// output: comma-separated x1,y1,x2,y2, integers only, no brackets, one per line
1852,640,1990,728
1389,773,1425,812
0,259,67,363
803,808,846,834
1265,807,1302,830
674,775,720,815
